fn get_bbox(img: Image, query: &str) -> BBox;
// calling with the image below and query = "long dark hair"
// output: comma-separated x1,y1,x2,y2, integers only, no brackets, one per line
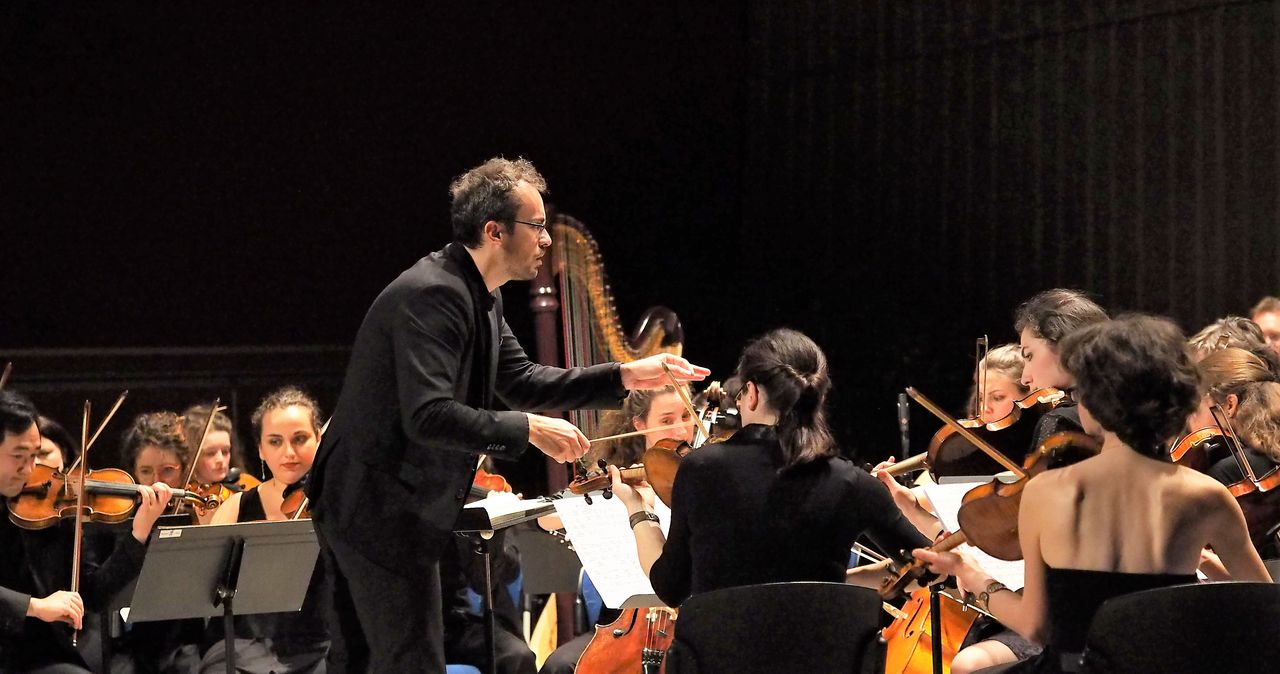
733,328,836,468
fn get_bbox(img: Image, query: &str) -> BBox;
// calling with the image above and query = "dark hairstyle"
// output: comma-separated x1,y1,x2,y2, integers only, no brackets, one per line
589,385,688,467
121,411,190,469
0,389,40,440
733,328,836,468
1013,289,1109,347
1251,296,1280,318
1060,315,1200,458
37,415,78,467
182,403,241,470
449,156,548,247
252,386,323,442
1187,316,1267,355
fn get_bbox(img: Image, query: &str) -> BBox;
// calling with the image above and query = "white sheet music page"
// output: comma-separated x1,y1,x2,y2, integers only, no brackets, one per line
554,494,661,608
922,481,1026,591
462,490,532,518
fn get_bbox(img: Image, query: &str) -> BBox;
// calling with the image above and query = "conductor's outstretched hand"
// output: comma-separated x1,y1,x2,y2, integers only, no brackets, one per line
527,414,590,463
620,353,710,390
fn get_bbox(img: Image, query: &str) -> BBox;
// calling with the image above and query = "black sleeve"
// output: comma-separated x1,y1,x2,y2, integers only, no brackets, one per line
79,527,148,612
0,586,30,636
848,469,932,556
648,457,699,608
1030,405,1083,451
494,317,626,412
391,285,531,457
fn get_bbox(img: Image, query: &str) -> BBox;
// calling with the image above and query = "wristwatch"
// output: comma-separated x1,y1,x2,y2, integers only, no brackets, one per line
629,510,660,529
976,579,1008,612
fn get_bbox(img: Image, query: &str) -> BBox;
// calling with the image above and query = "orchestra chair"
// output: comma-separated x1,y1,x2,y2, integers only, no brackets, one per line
1080,581,1280,673
447,666,483,674
663,582,884,674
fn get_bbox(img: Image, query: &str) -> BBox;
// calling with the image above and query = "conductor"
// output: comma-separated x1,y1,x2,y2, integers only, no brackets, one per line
306,156,708,673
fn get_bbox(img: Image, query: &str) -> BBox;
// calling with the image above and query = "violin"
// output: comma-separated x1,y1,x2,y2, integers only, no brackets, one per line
568,438,689,507
955,431,1100,561
575,606,677,674
882,587,982,674
882,388,1071,480
8,463,219,530
1169,426,1231,474
186,467,260,518
473,468,513,494
1205,406,1280,551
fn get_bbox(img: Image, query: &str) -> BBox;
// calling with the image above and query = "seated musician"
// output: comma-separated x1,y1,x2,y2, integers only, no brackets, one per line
1189,347,1280,488
203,386,328,673
0,389,173,674
1251,296,1280,356
875,344,1043,674
181,403,256,524
1186,315,1269,361
123,411,190,490
35,416,77,473
610,328,930,607
916,315,1272,674
540,385,695,674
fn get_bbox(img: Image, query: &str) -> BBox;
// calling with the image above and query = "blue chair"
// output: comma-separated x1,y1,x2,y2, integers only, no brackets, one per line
446,666,483,674
579,569,605,628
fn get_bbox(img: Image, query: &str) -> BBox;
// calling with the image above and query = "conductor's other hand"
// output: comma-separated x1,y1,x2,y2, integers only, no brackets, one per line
527,414,590,463
620,353,710,390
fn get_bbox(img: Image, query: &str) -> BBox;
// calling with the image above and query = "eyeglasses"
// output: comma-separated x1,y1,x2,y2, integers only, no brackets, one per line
511,219,549,234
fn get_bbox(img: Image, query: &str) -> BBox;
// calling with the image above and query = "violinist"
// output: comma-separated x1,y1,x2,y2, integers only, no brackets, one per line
1189,347,1280,488
122,411,190,491
0,389,173,674
1250,296,1280,356
609,328,930,606
181,403,256,524
1186,315,1269,361
200,386,328,673
540,385,696,674
915,315,1271,674
35,416,77,473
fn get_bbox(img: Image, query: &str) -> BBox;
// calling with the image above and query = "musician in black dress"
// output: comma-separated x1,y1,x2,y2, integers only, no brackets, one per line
203,386,328,674
916,315,1271,674
611,328,930,606
0,389,173,674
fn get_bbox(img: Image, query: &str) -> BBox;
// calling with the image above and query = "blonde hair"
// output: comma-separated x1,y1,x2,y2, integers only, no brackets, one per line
966,344,1030,413
588,385,687,467
1235,381,1280,463
181,403,241,470
1196,347,1274,405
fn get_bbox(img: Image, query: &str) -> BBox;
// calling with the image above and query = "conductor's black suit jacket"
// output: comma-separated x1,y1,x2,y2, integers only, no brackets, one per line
308,243,623,574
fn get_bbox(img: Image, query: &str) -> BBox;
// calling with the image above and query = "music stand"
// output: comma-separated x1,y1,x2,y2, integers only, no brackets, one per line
455,498,557,674
127,519,319,674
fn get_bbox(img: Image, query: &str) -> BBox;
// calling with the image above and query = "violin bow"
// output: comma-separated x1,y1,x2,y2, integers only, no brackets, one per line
905,387,1027,478
661,363,711,441
588,421,696,445
289,414,329,521
70,401,91,646
972,336,989,419
1210,403,1259,484
0,362,12,390
174,399,223,516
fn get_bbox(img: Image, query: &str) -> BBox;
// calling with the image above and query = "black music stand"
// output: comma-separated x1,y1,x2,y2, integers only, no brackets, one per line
127,520,319,674
455,498,558,674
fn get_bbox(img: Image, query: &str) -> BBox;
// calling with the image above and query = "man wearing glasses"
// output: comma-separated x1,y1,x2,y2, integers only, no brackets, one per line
308,156,708,673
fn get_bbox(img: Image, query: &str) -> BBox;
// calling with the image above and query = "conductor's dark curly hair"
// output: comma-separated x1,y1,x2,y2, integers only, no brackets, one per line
1059,315,1200,458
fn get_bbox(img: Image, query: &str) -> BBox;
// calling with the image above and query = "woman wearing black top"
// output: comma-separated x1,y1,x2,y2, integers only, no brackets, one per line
609,328,930,607
202,386,328,673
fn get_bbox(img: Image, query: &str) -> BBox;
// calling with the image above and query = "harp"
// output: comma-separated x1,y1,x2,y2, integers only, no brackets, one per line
530,210,684,446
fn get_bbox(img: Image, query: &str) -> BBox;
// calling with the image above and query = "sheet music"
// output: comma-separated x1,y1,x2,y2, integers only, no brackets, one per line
553,494,662,608
922,481,1026,591
462,491,537,519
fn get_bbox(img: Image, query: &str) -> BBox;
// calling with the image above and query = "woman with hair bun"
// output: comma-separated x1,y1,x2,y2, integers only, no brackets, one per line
916,315,1270,674
610,328,930,607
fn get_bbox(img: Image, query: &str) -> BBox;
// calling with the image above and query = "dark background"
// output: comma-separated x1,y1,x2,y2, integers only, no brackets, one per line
3,1,1279,492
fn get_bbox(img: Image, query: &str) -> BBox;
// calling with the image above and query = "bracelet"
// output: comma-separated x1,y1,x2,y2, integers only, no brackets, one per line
629,510,660,529
976,579,1008,612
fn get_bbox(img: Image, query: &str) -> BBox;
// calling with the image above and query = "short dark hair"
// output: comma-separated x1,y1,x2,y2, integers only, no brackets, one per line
733,328,837,468
1013,289,1109,346
1060,315,1200,458
0,389,40,440
449,157,548,247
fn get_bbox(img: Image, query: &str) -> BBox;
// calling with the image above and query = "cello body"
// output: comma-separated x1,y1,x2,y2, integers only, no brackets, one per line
882,589,979,674
575,606,677,674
